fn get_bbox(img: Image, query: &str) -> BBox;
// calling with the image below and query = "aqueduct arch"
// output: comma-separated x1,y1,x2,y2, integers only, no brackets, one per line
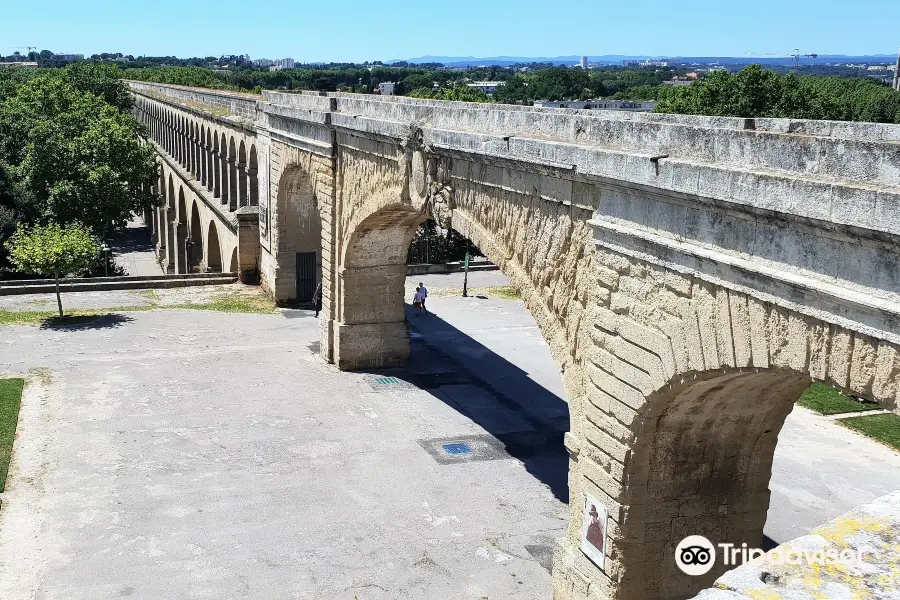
270,164,323,304
129,82,900,600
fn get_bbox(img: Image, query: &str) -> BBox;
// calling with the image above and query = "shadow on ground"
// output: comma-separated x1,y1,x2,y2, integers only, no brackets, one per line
39,313,135,331
357,304,570,503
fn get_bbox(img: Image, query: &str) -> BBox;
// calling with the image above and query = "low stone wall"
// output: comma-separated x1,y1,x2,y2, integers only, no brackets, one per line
692,491,900,599
405,260,499,276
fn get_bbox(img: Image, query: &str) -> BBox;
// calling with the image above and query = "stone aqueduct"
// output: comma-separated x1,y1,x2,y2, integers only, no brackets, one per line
131,81,900,600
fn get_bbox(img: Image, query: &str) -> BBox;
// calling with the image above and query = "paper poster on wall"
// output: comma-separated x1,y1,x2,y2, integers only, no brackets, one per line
580,492,608,569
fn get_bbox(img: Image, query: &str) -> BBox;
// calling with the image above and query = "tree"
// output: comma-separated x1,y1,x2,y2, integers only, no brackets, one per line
0,71,158,238
5,223,98,316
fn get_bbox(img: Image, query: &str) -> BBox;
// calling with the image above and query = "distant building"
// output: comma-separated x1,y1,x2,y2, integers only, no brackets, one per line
533,99,656,112
622,59,669,68
580,56,588,70
53,53,84,61
0,61,38,68
378,82,395,95
467,81,505,93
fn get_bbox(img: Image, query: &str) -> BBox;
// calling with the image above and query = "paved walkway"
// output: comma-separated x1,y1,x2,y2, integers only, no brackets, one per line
0,272,898,598
110,217,164,277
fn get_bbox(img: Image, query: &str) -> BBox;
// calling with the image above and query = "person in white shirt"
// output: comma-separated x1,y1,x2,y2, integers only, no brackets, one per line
418,282,428,314
413,287,423,316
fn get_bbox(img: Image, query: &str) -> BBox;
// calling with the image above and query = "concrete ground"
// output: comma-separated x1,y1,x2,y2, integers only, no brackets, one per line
110,217,164,277
0,272,898,599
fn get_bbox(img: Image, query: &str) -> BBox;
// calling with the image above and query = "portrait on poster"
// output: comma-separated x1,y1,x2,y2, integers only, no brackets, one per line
580,492,608,569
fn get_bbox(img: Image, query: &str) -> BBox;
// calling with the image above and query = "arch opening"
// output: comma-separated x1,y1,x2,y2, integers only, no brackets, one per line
206,221,223,273
176,187,188,274
612,369,812,599
189,200,203,272
273,165,323,304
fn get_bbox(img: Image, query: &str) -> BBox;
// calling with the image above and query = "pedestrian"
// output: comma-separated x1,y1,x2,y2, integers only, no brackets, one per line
418,281,428,314
413,286,423,316
312,282,323,318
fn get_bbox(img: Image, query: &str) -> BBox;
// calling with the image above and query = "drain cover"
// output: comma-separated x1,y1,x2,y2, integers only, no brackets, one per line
418,434,509,464
374,376,402,385
442,442,472,455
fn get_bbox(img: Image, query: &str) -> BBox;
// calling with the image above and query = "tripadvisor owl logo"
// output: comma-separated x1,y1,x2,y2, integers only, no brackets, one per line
675,535,716,576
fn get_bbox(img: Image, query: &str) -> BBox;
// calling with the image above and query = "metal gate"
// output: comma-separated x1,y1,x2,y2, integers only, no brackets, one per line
295,252,317,303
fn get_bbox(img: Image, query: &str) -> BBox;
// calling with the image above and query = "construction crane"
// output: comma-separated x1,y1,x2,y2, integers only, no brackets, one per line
746,49,817,73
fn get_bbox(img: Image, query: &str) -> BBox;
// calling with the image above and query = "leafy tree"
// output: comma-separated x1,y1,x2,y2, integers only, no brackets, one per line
0,71,158,238
5,223,98,316
409,84,494,103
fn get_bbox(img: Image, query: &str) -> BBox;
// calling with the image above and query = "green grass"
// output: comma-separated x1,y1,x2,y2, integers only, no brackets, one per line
0,379,24,492
796,382,881,415
0,291,277,326
433,285,522,300
838,413,900,451
169,292,277,314
0,306,153,326
132,289,161,302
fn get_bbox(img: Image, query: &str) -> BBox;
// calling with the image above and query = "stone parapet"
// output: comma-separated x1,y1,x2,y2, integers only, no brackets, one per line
691,491,900,600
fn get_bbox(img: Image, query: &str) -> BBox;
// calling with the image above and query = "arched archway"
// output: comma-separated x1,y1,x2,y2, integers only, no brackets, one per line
238,140,248,207
248,145,259,206
335,205,425,369
176,187,189,273
163,174,176,272
213,134,221,198
189,201,203,272
227,137,238,210
200,125,207,186
206,221,223,273
273,165,323,304
220,133,229,207
607,368,812,598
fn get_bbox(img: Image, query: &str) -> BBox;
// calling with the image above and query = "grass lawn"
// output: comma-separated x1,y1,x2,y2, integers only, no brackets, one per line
838,413,900,452
0,378,24,492
796,382,882,415
0,291,278,327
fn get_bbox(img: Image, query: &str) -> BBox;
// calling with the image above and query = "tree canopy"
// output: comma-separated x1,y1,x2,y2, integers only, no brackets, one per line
656,65,900,123
0,64,157,274
5,222,99,315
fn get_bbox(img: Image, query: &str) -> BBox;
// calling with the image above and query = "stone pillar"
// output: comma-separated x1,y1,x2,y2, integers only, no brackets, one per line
236,206,260,283
332,264,410,370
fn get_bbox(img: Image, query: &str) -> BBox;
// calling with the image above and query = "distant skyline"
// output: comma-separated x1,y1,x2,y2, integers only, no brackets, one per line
2,0,899,63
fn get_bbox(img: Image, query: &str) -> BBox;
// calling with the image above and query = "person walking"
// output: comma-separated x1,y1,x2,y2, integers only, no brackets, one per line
418,281,429,314
413,286,423,316
312,282,323,318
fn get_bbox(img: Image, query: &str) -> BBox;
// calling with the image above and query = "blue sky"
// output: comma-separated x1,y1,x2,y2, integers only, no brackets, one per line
1,0,898,62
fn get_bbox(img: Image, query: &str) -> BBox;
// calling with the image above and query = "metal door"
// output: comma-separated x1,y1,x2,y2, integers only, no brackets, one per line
295,251,317,303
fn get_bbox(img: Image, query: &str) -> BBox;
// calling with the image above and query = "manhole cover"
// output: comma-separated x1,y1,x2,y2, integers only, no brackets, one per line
418,434,510,464
442,442,472,455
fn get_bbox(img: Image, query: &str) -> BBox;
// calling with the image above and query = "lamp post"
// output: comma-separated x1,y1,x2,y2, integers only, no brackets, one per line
100,243,110,277
462,239,470,298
